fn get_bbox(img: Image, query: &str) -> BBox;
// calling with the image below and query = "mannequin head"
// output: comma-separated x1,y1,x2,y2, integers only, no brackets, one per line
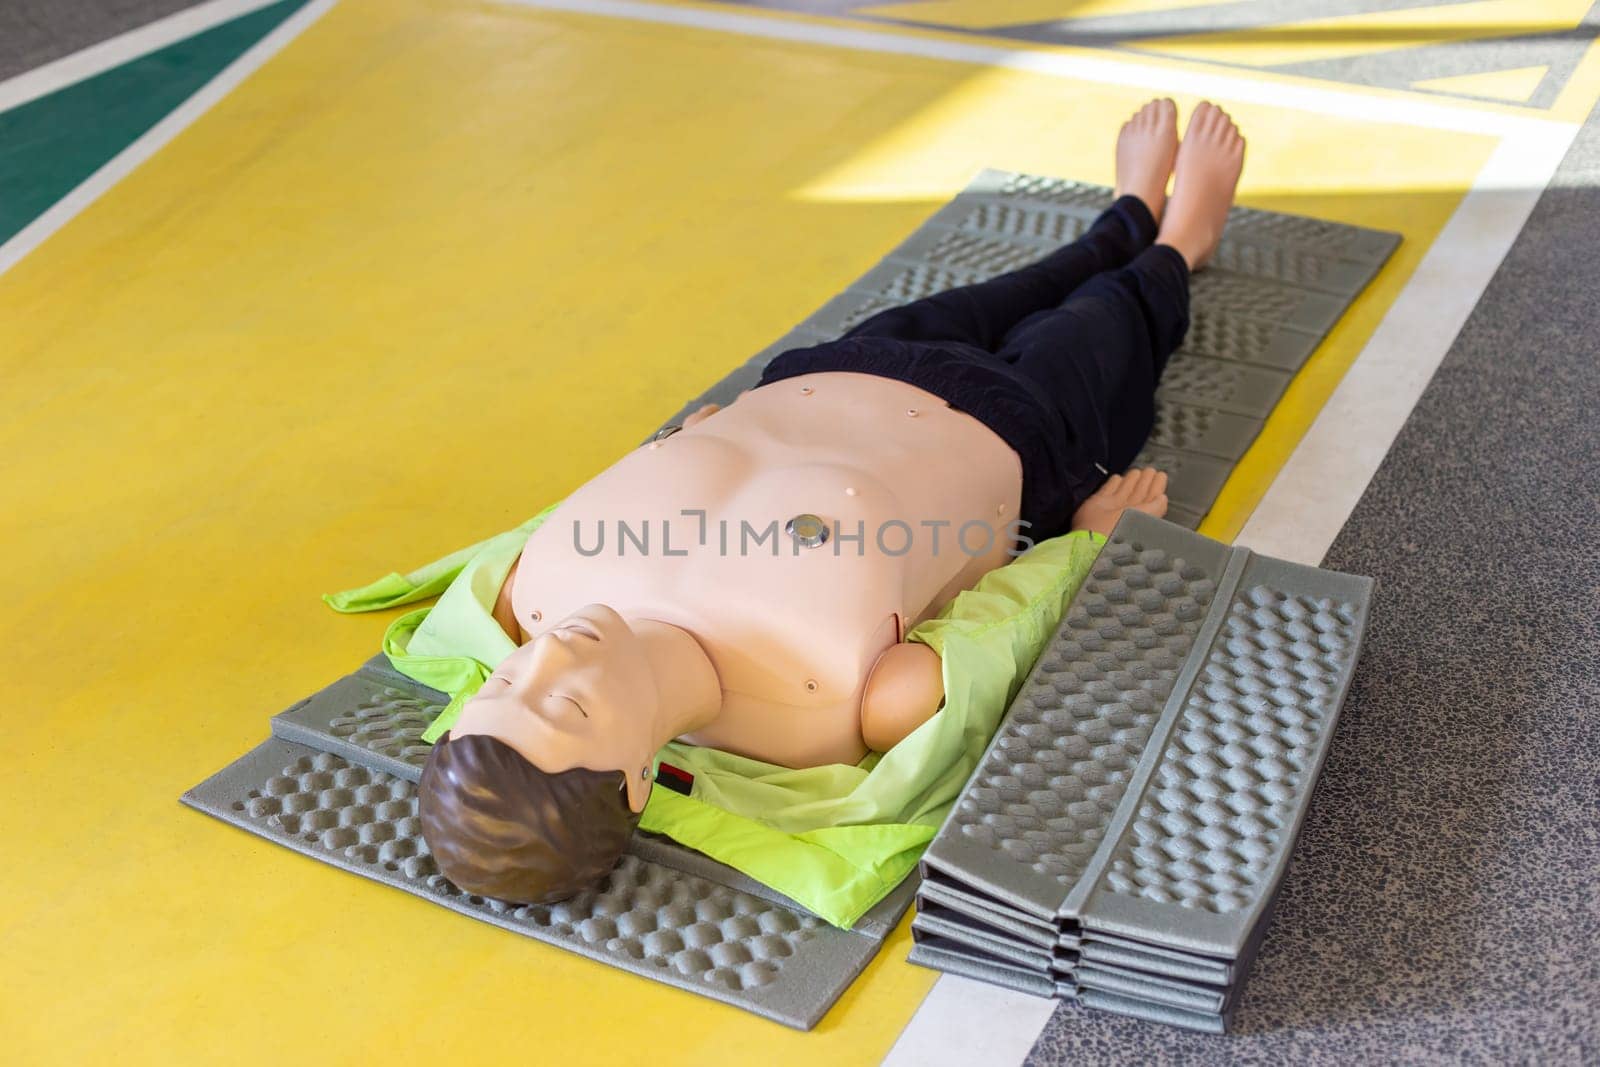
449,604,663,812
418,733,638,902
418,604,720,904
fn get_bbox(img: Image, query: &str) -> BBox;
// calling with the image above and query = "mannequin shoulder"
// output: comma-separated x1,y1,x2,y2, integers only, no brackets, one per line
860,641,945,752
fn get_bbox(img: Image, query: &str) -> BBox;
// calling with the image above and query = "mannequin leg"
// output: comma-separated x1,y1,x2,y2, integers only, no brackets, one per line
996,244,1190,475
843,196,1159,352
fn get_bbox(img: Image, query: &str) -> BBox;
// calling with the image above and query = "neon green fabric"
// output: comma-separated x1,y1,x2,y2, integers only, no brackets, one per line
326,509,1104,928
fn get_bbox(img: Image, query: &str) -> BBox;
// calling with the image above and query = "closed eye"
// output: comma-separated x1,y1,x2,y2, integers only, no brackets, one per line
547,692,589,719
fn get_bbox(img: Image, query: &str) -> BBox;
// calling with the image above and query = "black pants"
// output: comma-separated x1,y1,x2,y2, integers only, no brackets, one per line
759,196,1190,539
844,196,1189,476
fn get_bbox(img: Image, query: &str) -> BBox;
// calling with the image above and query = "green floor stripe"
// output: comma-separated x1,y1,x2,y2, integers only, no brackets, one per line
0,0,310,247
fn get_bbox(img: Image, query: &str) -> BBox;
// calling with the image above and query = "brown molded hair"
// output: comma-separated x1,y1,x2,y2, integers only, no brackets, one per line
418,733,638,903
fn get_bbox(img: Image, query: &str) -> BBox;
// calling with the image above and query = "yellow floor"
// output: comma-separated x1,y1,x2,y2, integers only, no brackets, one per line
0,0,1558,1062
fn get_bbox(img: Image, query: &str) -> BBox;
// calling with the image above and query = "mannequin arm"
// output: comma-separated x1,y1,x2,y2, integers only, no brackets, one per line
860,641,945,752
1070,467,1169,537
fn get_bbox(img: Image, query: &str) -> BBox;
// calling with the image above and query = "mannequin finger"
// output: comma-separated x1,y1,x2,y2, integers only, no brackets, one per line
1130,467,1156,500
1134,493,1169,517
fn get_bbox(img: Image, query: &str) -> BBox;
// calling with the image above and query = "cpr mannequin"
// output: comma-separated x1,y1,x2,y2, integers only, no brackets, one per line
419,99,1247,904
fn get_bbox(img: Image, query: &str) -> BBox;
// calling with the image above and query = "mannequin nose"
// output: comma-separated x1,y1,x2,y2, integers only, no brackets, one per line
524,628,582,676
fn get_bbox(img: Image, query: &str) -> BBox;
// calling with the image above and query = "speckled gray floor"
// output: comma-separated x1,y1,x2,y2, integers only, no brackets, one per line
1024,78,1600,1067
0,0,199,79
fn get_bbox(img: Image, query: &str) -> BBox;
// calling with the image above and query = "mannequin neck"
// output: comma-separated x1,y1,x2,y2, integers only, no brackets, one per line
631,618,722,749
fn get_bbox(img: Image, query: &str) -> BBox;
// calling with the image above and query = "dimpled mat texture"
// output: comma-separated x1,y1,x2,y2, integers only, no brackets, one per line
911,511,1373,1032
186,663,918,1029
185,738,904,1028
185,172,1387,1030
655,169,1398,529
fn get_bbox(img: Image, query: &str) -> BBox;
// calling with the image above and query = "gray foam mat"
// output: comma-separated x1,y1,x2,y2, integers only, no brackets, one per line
914,511,1372,1029
1075,962,1228,1015
922,511,1372,955
656,169,1398,528
912,896,1237,1018
1078,987,1227,1034
908,934,1059,1000
919,875,1240,991
923,511,1235,918
267,654,919,935
912,905,1055,973
182,737,904,1030
1077,932,1235,987
906,932,1230,1031
917,880,1058,951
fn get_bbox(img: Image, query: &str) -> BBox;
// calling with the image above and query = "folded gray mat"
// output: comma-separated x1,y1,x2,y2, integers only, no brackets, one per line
912,510,1372,1031
183,170,1389,1030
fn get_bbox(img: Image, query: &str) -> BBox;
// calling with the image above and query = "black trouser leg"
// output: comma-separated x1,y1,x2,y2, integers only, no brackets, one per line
844,196,1159,351
995,244,1191,474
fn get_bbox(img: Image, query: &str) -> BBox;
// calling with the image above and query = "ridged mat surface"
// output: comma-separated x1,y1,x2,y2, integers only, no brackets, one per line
185,653,917,1029
657,169,1399,529
184,171,1387,1030
913,510,1372,1031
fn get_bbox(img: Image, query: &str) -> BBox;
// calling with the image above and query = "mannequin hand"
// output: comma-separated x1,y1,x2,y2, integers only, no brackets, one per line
1071,467,1169,537
684,403,721,428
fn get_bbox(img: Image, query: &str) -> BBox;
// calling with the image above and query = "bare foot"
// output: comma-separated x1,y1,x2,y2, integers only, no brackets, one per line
1113,98,1178,224
1157,102,1245,270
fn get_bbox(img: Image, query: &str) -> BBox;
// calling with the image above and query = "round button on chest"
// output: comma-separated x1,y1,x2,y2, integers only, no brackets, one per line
785,513,829,548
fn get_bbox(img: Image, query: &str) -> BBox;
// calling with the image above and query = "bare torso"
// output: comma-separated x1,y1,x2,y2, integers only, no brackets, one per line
510,371,1023,766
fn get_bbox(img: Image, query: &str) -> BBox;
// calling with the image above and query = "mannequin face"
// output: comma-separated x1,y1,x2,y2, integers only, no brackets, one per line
449,604,659,811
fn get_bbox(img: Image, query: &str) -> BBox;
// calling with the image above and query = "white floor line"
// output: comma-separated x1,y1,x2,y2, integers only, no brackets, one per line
499,0,1569,139
0,0,288,114
882,975,1059,1067
0,0,338,280
478,3,1584,1063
